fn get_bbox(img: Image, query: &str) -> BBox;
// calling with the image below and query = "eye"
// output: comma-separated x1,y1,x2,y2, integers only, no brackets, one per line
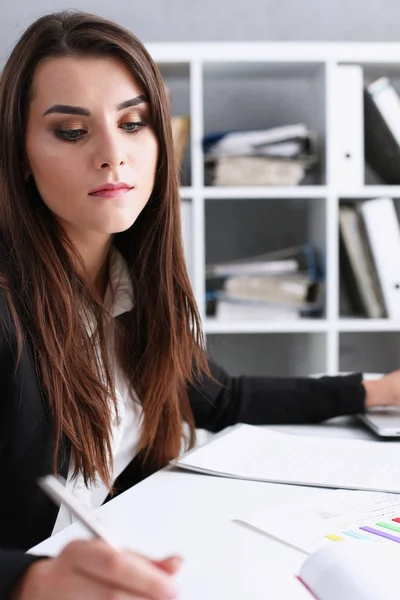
54,129,87,143
120,120,148,134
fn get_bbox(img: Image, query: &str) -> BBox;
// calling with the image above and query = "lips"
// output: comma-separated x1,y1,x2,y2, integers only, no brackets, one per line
88,182,134,199
89,182,133,195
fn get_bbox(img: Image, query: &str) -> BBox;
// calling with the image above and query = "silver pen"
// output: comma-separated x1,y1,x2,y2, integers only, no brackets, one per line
38,474,120,550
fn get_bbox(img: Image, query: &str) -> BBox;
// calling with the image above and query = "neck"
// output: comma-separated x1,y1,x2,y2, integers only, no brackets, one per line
84,241,112,298
90,249,111,300
65,228,113,299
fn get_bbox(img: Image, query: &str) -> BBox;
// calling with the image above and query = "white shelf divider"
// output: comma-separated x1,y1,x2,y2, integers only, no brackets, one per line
202,186,328,199
204,318,329,334
338,186,400,198
338,319,400,332
190,60,206,318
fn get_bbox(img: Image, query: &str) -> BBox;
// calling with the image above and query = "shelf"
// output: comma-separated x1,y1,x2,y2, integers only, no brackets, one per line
148,42,400,64
204,319,400,334
180,186,400,199
204,318,328,334
179,186,327,198
338,186,400,198
338,319,400,332
203,186,327,199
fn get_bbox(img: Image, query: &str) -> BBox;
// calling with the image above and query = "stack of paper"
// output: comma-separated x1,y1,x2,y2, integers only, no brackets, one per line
175,424,400,494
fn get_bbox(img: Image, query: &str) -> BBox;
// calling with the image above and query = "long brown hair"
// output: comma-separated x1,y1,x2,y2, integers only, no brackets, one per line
0,10,208,488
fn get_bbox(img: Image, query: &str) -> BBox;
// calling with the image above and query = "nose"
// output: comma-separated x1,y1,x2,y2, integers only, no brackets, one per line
93,130,126,170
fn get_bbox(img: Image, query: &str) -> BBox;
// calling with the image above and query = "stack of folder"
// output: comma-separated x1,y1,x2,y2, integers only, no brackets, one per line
203,124,317,186
206,244,324,320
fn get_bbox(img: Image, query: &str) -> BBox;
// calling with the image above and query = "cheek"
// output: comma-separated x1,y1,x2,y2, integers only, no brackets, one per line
29,145,79,184
27,139,83,203
135,134,158,182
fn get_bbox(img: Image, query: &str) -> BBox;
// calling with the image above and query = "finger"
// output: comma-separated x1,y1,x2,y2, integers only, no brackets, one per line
68,573,137,600
68,570,162,600
23,565,140,600
64,540,177,600
152,556,183,575
125,550,183,574
68,575,153,600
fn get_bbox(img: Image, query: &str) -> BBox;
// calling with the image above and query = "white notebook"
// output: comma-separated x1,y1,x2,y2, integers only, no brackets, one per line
359,197,400,319
175,424,400,494
332,65,364,188
299,543,400,600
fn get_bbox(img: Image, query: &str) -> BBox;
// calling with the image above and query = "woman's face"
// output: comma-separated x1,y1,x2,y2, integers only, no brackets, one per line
25,55,158,242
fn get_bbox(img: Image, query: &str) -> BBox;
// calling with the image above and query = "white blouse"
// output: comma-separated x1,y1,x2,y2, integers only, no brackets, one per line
52,247,140,535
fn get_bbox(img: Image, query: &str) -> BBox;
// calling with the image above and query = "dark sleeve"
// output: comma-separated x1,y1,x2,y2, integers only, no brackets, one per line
0,551,45,600
0,290,48,599
188,359,366,432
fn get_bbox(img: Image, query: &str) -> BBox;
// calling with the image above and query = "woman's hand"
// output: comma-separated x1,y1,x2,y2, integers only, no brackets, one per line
363,370,400,409
11,539,181,600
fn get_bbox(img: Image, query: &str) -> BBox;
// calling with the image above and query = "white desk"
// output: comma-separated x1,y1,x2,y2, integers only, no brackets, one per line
30,417,378,599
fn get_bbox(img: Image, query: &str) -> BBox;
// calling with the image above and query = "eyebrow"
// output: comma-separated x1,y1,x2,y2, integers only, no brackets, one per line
42,94,149,116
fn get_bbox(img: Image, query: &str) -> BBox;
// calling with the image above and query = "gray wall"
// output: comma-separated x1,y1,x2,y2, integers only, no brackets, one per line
1,0,399,58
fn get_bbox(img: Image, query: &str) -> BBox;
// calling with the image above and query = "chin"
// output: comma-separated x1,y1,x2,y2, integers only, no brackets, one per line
95,216,141,235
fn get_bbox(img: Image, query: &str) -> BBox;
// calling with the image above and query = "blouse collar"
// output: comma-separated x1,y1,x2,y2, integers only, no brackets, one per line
104,246,134,319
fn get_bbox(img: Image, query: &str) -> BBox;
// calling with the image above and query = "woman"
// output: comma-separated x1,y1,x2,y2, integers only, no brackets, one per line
0,10,399,600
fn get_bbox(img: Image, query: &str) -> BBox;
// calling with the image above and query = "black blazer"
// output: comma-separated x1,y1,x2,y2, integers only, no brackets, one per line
0,288,365,598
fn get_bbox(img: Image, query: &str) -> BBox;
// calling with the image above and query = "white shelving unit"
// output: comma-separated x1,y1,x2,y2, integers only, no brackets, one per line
148,42,400,377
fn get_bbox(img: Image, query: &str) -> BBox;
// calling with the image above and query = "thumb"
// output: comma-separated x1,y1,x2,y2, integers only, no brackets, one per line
152,556,183,574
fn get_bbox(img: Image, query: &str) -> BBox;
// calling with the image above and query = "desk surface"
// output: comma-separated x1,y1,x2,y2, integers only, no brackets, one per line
30,417,378,599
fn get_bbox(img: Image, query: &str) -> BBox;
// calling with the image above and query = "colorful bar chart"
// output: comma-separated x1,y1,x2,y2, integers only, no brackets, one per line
324,515,400,545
